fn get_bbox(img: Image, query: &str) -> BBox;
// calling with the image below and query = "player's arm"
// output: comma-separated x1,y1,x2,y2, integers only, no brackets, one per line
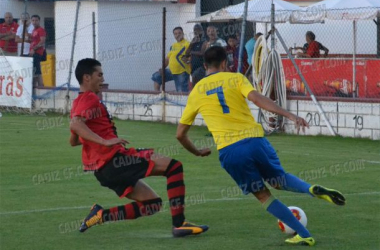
247,90,309,133
176,123,211,157
69,132,81,147
70,116,128,147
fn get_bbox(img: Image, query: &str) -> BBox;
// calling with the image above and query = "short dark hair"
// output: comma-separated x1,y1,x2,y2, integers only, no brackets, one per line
173,26,183,33
193,24,203,31
31,15,40,20
228,35,237,40
75,58,101,84
306,31,316,41
204,46,227,68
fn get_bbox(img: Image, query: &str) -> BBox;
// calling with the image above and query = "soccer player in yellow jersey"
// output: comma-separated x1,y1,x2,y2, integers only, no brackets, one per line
177,46,346,246
152,27,191,93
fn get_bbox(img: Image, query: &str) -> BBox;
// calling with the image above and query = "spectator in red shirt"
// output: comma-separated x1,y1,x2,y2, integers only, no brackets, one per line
70,58,209,236
0,12,19,56
29,15,46,87
226,35,249,73
296,31,321,58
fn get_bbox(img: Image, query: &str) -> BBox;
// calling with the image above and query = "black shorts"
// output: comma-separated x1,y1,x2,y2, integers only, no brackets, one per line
94,149,155,198
33,53,43,75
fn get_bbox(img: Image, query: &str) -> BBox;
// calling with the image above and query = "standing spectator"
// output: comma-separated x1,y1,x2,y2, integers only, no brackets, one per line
0,12,19,56
29,15,46,87
226,35,249,73
201,26,227,53
15,12,34,57
245,32,263,66
151,27,191,93
184,24,206,86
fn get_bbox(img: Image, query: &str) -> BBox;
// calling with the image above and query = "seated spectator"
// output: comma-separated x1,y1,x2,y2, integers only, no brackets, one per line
0,12,19,56
302,41,329,58
15,12,34,56
294,31,323,58
226,35,248,73
152,27,191,93
291,42,329,58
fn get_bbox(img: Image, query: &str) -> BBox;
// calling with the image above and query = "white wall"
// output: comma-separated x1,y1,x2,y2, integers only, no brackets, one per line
55,1,98,88
97,1,196,91
34,88,380,140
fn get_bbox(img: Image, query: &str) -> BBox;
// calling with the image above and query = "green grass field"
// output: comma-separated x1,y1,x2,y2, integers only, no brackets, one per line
0,114,379,250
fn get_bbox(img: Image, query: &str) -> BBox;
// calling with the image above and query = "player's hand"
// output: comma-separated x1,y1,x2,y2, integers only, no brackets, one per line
103,138,129,147
290,115,309,134
197,148,211,157
29,49,35,56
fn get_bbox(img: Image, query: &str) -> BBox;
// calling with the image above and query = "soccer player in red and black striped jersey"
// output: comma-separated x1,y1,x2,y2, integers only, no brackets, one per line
70,58,209,237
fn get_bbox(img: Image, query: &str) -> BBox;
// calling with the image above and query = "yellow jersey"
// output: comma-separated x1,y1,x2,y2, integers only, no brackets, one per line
167,39,191,75
180,72,264,150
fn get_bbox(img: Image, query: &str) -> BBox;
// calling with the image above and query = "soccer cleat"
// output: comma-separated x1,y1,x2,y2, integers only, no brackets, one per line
285,234,316,246
309,185,346,206
172,221,209,237
79,204,104,233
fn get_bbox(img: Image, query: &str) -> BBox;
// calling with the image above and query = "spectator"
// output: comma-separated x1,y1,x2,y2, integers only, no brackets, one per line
226,35,249,73
184,24,206,86
291,42,329,58
0,12,19,56
29,15,46,87
151,27,191,93
15,12,34,56
201,26,227,53
245,32,262,66
295,31,321,58
301,42,329,58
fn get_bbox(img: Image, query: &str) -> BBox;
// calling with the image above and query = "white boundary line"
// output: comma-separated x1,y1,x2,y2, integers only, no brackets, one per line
1,191,379,216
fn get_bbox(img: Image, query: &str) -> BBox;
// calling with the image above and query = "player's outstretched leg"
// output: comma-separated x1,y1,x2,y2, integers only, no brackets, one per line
256,188,315,245
79,180,163,233
309,185,346,206
79,204,103,232
150,157,209,237
273,173,312,194
79,197,163,233
270,174,346,205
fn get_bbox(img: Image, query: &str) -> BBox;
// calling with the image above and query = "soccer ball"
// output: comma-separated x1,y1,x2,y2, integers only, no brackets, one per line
278,206,307,235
